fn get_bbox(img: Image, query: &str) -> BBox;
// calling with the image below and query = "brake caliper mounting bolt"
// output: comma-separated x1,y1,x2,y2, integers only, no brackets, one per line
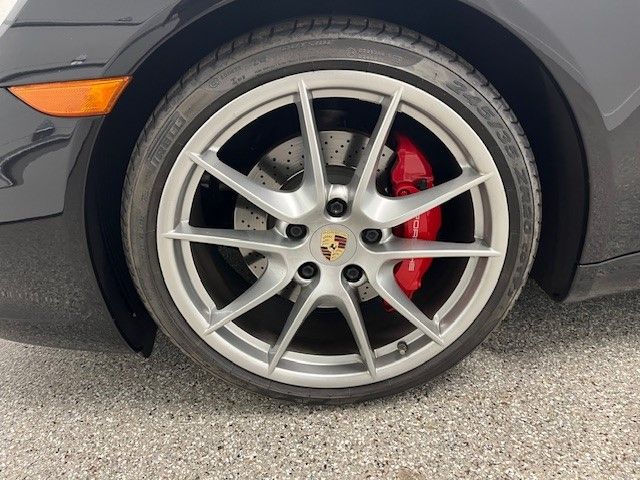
397,341,409,356
298,262,318,280
343,265,363,283
362,229,383,244
326,198,348,218
286,224,307,240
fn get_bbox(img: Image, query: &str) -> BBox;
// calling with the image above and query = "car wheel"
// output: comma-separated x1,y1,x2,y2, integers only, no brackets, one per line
122,16,540,403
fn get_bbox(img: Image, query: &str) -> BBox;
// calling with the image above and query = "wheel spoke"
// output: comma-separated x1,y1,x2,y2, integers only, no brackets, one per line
187,151,310,222
163,223,296,255
268,281,322,374
297,80,328,204
363,168,493,228
371,264,444,345
204,262,290,334
337,282,377,378
367,238,500,262
351,89,403,209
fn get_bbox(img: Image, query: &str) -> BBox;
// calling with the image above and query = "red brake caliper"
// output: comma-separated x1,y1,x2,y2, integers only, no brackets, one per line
385,134,442,310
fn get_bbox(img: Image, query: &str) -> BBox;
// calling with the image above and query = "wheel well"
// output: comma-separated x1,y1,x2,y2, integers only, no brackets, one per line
86,0,588,351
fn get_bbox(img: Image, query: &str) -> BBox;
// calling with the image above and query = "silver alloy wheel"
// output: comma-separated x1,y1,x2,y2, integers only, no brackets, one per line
156,70,509,388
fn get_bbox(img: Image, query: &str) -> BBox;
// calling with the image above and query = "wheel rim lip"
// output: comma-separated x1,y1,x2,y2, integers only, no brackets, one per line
156,70,509,388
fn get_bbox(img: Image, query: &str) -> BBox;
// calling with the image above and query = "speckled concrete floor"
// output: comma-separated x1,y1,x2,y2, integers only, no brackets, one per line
0,283,638,479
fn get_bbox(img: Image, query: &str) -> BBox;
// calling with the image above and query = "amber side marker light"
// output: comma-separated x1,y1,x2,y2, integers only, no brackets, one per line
8,76,131,117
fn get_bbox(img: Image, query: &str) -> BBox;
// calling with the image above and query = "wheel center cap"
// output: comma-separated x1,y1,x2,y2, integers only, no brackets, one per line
310,225,357,266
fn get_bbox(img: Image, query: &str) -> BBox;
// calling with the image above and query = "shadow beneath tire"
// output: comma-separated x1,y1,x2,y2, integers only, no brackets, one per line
1,281,639,414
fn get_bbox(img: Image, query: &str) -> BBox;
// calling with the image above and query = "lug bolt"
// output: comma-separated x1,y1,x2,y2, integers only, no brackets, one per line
326,198,348,218
343,265,363,283
362,229,383,244
298,262,318,280
286,224,307,240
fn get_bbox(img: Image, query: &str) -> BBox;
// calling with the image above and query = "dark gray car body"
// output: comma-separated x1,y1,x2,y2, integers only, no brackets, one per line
1,0,639,352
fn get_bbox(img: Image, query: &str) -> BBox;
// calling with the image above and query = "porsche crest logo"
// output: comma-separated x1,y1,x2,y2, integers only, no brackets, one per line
320,231,348,262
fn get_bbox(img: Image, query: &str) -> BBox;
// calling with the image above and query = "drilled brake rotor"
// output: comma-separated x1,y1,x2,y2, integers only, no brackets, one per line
234,130,395,302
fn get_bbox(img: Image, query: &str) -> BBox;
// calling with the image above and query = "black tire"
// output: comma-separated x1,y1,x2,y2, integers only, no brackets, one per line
122,16,541,403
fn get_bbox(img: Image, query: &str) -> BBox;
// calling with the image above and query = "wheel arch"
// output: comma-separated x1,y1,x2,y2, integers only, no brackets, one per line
86,0,588,352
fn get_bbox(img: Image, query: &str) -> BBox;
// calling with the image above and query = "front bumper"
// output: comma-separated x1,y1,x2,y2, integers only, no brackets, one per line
0,88,128,351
